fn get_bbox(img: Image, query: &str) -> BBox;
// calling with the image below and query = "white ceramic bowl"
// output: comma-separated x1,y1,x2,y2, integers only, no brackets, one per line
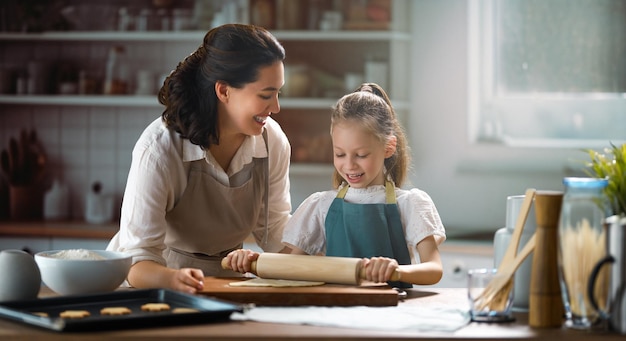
35,250,131,296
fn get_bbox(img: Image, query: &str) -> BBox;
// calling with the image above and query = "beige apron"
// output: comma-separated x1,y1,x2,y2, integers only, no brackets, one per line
163,133,268,276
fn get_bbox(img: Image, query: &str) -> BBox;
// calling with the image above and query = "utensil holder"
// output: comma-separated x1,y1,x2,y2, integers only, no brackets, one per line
9,184,43,220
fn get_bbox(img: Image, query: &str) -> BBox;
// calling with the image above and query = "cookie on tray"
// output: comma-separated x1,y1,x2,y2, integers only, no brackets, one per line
60,310,91,319
100,307,132,315
140,303,171,312
172,307,199,314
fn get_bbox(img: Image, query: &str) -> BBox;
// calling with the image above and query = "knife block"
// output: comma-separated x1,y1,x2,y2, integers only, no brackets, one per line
9,184,43,220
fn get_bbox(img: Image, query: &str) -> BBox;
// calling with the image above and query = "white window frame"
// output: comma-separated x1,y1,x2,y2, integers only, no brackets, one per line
468,0,626,149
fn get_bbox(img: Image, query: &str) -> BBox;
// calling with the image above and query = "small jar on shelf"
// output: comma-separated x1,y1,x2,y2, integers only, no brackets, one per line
103,45,128,95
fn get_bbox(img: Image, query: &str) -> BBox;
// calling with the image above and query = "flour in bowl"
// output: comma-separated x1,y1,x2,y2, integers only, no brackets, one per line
51,249,106,260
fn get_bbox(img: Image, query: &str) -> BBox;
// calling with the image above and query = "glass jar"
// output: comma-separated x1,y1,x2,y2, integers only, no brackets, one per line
558,177,610,329
103,46,128,95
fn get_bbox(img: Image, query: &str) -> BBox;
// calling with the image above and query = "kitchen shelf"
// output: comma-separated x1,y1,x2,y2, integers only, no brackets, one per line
0,220,118,240
0,30,410,42
0,95,410,110
0,95,160,107
1,0,411,172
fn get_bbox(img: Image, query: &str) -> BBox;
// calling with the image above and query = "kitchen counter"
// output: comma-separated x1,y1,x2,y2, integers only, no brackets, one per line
0,220,494,246
0,285,622,340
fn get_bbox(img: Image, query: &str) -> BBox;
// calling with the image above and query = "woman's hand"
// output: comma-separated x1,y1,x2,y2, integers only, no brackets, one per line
224,249,260,274
127,261,204,295
361,256,399,283
168,268,205,294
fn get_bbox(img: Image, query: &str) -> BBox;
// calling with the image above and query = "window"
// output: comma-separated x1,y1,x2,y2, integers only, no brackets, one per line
469,0,626,148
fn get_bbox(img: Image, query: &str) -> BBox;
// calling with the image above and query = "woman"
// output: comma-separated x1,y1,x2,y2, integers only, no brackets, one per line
107,24,292,294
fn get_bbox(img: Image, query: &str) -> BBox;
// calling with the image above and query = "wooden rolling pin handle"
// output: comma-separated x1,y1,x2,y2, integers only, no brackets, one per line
221,256,401,282
390,269,401,281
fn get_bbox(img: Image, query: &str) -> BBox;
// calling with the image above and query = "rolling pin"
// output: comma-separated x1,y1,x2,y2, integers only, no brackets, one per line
221,253,401,285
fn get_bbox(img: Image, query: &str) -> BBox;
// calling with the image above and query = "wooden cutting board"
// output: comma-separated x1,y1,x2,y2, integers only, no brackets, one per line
198,277,399,306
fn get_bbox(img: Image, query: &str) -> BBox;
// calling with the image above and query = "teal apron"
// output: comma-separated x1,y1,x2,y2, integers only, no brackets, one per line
324,181,412,288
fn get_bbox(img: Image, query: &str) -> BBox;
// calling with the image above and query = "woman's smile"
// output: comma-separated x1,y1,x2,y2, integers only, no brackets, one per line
254,115,269,125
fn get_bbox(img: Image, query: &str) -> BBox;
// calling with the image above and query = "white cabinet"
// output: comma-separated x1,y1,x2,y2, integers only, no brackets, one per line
0,0,411,170
0,237,51,254
51,238,109,250
0,237,109,253
429,241,494,289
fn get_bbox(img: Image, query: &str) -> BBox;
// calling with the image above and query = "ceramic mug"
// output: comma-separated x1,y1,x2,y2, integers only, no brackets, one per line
0,249,41,301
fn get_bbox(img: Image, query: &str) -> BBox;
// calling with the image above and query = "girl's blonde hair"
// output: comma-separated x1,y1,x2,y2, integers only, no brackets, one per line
330,83,410,188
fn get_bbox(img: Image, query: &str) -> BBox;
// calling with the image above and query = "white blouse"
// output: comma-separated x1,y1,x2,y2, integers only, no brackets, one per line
107,117,292,266
282,184,446,264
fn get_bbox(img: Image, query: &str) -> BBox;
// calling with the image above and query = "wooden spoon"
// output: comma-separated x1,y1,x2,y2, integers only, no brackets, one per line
499,188,536,271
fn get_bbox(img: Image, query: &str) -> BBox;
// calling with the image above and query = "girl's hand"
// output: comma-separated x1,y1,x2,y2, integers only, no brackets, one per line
224,249,260,274
169,268,204,294
362,257,399,283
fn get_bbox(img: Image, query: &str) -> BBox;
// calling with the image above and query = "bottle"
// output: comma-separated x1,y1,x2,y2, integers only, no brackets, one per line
117,7,133,31
364,56,388,91
85,182,114,224
136,9,154,31
103,45,128,95
494,194,536,310
250,0,276,29
529,190,564,328
43,179,69,221
558,177,609,329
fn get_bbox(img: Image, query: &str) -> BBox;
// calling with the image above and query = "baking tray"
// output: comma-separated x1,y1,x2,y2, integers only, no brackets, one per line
0,288,243,332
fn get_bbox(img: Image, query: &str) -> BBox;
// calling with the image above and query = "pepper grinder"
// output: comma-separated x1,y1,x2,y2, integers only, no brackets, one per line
529,190,565,328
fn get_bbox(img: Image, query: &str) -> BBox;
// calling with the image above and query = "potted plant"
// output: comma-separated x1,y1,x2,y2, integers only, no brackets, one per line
583,143,626,332
584,142,626,219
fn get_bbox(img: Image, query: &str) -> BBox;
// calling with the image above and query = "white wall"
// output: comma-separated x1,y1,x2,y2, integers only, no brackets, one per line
407,1,583,236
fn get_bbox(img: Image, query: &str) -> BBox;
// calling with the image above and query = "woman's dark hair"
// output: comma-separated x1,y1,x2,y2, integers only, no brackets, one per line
158,24,285,148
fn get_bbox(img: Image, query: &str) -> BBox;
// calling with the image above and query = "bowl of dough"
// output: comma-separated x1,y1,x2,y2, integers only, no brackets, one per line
35,249,131,296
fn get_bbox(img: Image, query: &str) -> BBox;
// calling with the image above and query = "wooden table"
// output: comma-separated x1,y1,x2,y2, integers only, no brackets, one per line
0,285,623,340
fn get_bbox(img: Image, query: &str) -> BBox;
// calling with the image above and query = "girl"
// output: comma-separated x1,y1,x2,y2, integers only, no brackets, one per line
107,24,292,294
226,83,445,287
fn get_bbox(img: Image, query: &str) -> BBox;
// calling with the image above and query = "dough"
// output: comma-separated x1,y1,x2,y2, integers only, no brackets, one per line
229,278,325,287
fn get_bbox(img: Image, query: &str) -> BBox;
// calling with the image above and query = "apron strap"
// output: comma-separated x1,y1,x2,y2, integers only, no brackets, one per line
336,180,397,204
385,180,396,204
262,128,269,246
337,184,349,199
